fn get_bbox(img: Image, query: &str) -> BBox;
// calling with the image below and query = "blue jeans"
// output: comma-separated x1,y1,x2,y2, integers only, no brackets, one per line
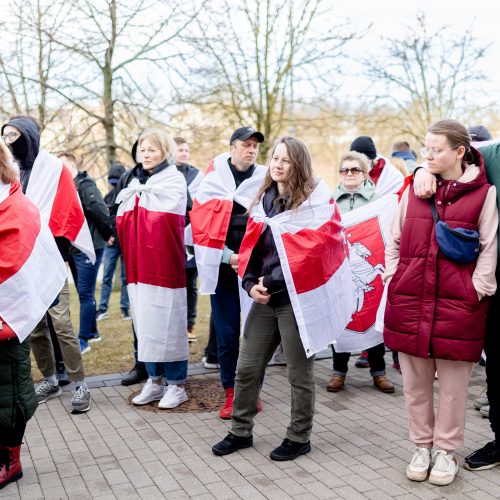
69,248,104,341
98,245,129,313
210,280,241,389
144,361,187,385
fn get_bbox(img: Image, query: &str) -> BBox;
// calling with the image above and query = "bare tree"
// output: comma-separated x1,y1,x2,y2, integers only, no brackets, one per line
40,0,203,170
180,0,357,161
361,13,490,143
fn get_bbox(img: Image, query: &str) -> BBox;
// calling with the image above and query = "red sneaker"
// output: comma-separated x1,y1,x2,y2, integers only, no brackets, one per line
0,445,23,490
219,388,234,419
257,399,263,413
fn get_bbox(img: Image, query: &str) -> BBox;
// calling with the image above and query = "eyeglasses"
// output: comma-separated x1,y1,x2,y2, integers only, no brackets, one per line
339,167,363,176
420,146,457,158
1,131,20,144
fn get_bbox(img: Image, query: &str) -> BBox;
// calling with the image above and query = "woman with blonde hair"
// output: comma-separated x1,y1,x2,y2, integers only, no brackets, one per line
113,128,189,409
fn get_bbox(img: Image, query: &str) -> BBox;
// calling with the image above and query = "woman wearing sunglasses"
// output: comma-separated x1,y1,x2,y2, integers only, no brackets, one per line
327,152,394,393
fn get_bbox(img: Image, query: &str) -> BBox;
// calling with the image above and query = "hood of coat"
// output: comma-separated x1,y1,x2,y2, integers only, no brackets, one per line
1,117,40,170
332,177,377,203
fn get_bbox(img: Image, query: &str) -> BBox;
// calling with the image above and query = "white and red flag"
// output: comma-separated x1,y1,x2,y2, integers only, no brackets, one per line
26,149,95,262
370,156,404,196
190,153,266,294
116,166,188,362
335,194,398,352
0,181,66,342
238,181,354,357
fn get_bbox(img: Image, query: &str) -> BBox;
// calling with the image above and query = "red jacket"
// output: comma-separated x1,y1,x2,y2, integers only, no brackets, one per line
384,153,491,362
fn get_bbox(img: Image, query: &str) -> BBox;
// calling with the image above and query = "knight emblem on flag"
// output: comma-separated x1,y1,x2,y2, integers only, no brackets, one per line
335,195,398,352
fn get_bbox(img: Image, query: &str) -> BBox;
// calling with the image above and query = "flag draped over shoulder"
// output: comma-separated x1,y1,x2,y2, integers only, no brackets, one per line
116,165,188,362
0,182,66,342
190,153,266,294
239,181,354,357
371,156,404,196
26,149,95,263
335,194,398,352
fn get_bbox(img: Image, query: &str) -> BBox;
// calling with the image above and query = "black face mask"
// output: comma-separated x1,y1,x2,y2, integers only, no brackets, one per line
10,135,29,165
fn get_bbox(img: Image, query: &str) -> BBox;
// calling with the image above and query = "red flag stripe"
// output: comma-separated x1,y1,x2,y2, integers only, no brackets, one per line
282,216,346,294
117,206,186,289
191,198,233,250
0,182,40,284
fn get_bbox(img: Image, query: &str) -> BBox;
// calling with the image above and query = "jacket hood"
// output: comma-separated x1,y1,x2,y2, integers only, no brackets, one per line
2,117,40,170
108,163,126,180
332,177,377,202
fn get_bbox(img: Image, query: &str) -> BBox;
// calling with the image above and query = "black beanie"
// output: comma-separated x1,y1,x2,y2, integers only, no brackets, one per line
468,125,492,142
350,136,377,160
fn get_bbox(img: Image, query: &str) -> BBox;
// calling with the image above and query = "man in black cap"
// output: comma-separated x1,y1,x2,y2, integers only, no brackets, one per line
193,126,265,419
350,136,404,196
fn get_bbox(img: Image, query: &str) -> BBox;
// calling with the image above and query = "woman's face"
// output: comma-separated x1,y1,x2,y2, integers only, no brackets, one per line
423,133,464,178
140,138,163,171
339,159,366,190
270,142,291,184
2,125,21,145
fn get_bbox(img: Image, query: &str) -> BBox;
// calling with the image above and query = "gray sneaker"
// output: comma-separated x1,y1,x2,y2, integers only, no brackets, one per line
71,386,91,413
474,395,489,410
480,405,490,418
36,380,62,403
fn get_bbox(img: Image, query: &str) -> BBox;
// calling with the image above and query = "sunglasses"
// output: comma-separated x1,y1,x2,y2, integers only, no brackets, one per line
339,167,363,176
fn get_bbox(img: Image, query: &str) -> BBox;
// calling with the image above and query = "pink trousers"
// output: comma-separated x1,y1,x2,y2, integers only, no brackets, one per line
399,353,474,451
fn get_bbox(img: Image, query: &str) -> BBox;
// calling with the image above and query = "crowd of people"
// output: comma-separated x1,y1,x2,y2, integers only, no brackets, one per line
0,114,499,492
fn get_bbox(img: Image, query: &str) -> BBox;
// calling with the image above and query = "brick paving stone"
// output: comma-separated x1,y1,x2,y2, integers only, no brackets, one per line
12,358,500,499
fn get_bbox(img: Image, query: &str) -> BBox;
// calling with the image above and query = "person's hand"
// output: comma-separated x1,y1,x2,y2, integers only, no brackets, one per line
414,167,436,199
107,236,115,246
250,282,270,304
229,253,238,272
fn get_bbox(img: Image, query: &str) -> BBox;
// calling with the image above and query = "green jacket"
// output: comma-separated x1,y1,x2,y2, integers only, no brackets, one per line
332,178,379,214
0,338,37,428
477,142,500,257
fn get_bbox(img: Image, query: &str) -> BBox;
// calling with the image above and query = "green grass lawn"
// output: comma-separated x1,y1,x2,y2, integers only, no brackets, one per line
31,281,211,379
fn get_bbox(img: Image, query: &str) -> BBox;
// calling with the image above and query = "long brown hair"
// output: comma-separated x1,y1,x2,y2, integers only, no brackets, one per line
252,136,316,211
0,140,19,184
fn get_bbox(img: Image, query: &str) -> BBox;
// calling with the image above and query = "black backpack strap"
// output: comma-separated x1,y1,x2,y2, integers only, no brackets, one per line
428,196,440,224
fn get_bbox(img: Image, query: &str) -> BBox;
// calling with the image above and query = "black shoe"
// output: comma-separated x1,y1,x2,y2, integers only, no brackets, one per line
121,365,147,386
464,441,500,471
212,433,253,456
270,438,311,461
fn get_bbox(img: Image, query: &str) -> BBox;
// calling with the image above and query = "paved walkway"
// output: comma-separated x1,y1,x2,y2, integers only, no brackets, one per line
1,356,499,499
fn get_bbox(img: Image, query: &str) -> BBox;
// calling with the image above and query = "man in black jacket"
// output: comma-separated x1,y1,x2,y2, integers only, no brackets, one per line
96,163,130,321
59,153,113,355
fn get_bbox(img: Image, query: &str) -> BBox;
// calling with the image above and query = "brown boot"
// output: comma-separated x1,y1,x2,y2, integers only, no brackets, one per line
373,375,395,393
326,375,345,392
188,326,197,343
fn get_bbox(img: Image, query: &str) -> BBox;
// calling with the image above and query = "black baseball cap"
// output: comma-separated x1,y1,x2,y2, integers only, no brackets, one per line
230,127,264,145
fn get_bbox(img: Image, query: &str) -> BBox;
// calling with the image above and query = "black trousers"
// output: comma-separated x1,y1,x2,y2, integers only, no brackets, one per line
485,269,500,443
0,411,26,447
331,342,386,375
186,267,198,329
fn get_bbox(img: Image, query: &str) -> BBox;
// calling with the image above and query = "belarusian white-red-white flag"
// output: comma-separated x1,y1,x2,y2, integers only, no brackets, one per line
26,149,95,262
238,181,354,357
0,181,66,342
370,156,404,196
335,194,398,352
116,165,188,362
190,153,266,294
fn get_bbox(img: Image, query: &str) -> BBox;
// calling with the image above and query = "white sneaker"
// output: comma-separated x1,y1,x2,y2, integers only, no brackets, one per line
406,447,431,481
131,379,164,405
429,450,459,486
158,385,188,409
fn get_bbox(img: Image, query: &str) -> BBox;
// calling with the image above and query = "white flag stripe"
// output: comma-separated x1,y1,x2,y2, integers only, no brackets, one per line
374,156,405,196
195,246,223,294
128,283,188,363
25,149,61,224
0,219,66,342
